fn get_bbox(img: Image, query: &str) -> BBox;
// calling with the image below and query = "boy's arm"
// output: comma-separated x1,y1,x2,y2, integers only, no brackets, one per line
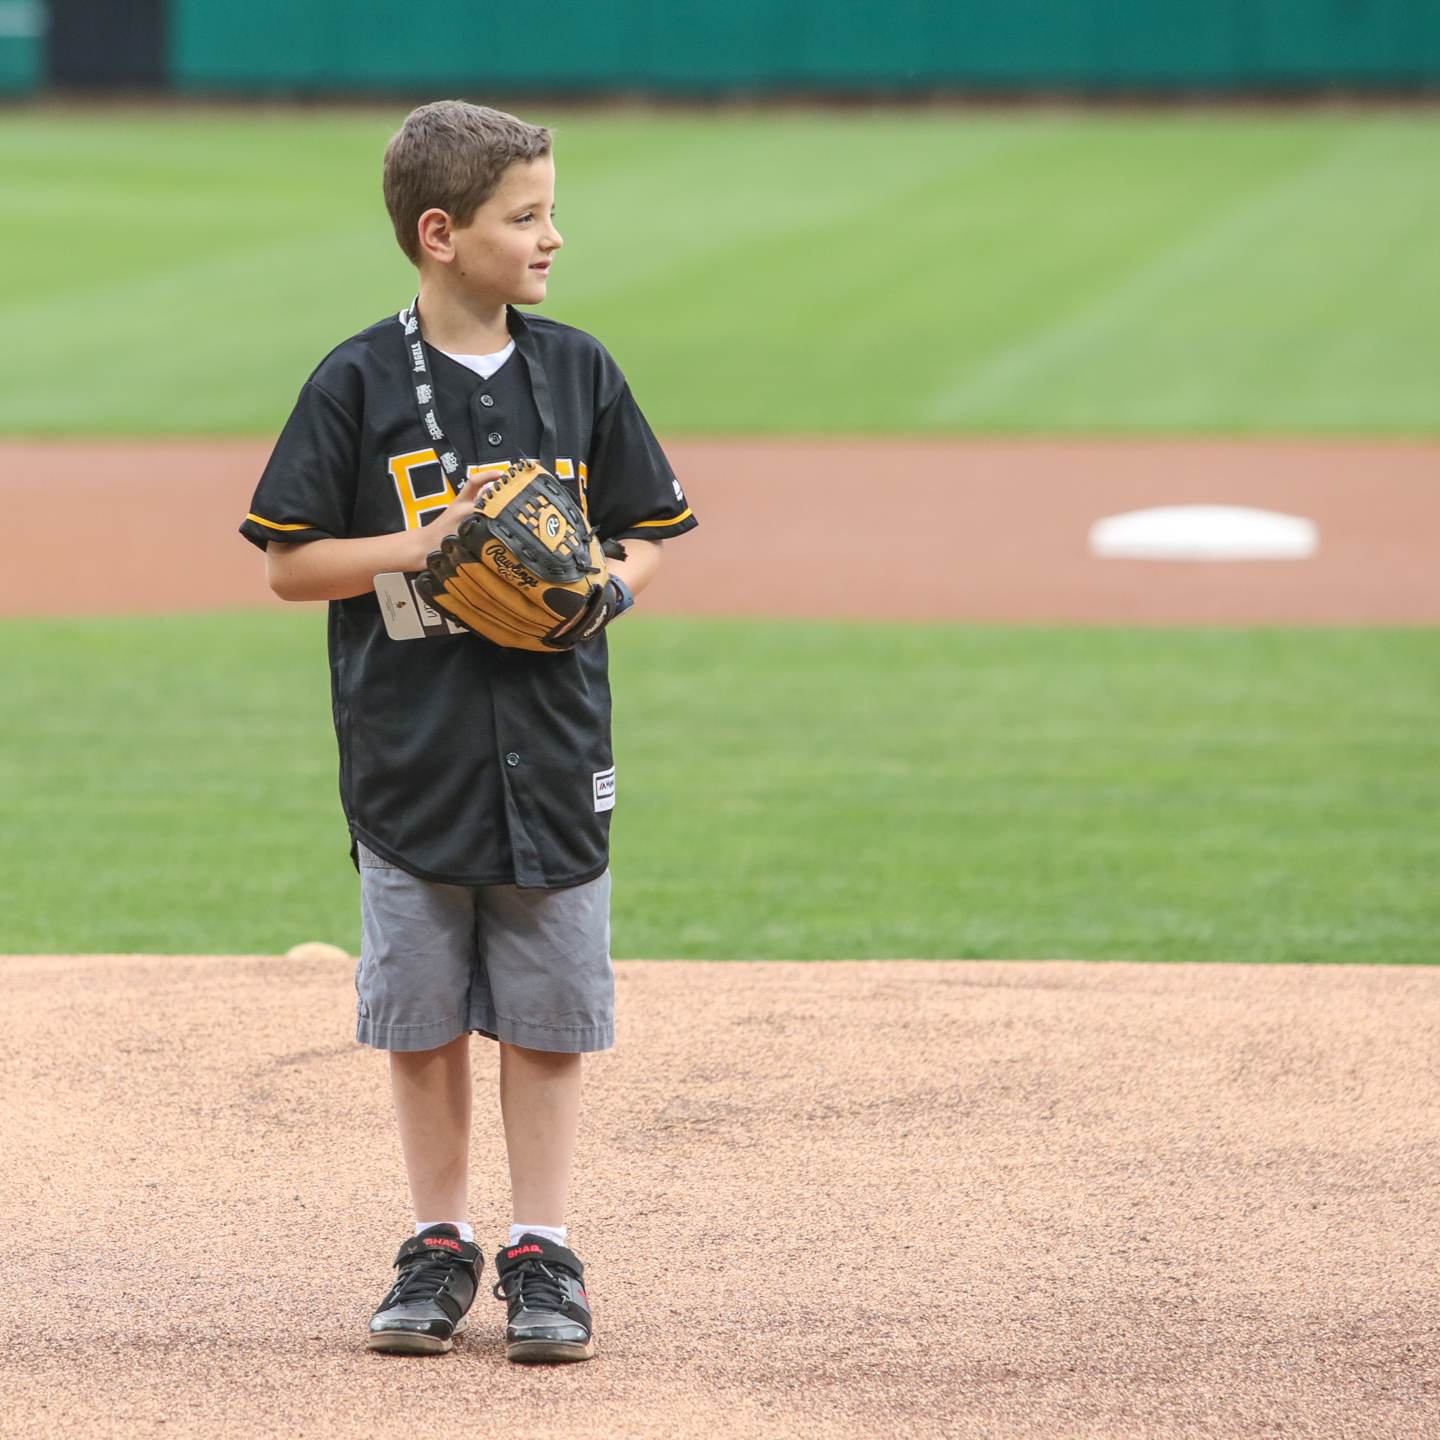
266,476,486,601
266,475,663,605
606,539,663,600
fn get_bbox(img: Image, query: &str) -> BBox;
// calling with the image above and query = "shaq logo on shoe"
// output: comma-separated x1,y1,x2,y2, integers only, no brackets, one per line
424,1236,462,1253
506,1243,544,1260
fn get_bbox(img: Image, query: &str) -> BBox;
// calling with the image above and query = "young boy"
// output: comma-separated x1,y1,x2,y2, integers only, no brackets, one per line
239,100,696,1363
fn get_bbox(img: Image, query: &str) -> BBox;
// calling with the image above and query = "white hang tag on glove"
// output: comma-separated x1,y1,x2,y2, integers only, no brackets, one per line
374,572,466,642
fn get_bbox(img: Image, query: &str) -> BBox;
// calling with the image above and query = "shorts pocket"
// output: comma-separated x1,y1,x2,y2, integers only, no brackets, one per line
355,840,396,870
353,956,370,1019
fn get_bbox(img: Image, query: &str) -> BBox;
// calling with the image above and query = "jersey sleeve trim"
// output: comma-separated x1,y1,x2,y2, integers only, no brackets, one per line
238,515,337,551
609,509,699,543
245,512,317,532
627,507,693,529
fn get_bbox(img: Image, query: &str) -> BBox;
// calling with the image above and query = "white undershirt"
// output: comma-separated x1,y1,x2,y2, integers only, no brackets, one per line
437,340,516,380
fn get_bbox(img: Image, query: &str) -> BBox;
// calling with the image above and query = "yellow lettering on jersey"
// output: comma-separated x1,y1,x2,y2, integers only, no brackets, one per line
390,454,590,532
552,458,590,515
388,449,453,531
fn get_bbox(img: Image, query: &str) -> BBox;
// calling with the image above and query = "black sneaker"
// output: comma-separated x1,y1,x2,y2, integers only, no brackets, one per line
491,1233,596,1363
367,1224,482,1355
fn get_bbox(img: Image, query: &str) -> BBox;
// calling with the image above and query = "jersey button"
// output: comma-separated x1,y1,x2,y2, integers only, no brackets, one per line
505,752,520,767
479,394,495,407
487,431,503,446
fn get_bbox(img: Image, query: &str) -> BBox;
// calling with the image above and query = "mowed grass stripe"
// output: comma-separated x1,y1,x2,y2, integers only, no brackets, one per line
927,122,1440,432
1,611,1435,961
1,110,1436,434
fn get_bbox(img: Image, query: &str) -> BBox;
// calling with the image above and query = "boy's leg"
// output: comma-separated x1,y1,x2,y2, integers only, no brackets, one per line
498,1042,581,1224
470,866,614,1225
491,1043,595,1365
354,840,485,1353
472,870,612,1363
391,1033,472,1220
355,838,480,1221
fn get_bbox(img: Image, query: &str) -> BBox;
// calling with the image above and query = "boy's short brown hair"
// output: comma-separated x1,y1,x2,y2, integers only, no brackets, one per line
383,100,552,264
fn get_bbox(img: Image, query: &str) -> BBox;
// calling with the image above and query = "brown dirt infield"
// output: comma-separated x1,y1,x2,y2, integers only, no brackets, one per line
2,955,1437,1438
2,435,1437,623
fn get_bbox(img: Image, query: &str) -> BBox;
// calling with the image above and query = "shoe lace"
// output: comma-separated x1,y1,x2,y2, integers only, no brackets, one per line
493,1259,568,1312
391,1251,464,1306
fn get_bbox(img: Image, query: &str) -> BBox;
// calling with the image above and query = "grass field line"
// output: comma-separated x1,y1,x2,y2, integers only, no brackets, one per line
3,614,1436,960
0,223,392,429
924,129,1384,423
562,125,1051,306
0,219,375,335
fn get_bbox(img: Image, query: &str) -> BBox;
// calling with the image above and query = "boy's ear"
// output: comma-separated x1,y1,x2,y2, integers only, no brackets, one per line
416,208,456,263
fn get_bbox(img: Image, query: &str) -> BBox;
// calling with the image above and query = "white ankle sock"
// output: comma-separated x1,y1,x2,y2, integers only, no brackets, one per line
509,1222,567,1247
416,1220,475,1244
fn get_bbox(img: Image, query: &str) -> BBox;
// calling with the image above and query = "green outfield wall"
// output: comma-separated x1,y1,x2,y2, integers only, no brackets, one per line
0,1,42,93
9,1,1440,95
169,0,1440,91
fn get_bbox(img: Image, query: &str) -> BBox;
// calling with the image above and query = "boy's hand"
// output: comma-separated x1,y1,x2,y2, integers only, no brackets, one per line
406,474,489,569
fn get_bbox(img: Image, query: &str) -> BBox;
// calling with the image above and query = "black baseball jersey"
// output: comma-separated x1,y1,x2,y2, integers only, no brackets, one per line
239,304,696,888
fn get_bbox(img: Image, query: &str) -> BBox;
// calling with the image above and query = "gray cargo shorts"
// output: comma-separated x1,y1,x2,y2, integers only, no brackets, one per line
353,841,615,1054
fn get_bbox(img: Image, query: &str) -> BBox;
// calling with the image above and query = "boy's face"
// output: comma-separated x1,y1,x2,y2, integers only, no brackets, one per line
446,154,562,307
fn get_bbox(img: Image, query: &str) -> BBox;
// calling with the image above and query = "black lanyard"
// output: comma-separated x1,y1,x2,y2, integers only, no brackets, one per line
399,296,559,482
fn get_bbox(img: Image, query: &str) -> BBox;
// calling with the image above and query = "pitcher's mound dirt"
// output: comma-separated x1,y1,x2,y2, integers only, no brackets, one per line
1,956,1436,1438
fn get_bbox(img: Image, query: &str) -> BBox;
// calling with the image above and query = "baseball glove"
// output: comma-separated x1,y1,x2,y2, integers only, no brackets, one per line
414,460,623,652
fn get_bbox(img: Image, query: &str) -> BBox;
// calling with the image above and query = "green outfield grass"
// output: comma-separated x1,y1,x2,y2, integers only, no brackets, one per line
2,611,1435,962
2,107,1438,436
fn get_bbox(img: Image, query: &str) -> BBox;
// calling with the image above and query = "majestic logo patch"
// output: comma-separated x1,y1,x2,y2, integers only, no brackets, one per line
672,478,685,502
593,767,616,813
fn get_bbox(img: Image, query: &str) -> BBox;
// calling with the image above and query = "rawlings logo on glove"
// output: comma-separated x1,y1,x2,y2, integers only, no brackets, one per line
483,541,541,589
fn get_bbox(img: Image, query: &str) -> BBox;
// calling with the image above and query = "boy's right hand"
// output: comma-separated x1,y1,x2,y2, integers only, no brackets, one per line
407,474,491,569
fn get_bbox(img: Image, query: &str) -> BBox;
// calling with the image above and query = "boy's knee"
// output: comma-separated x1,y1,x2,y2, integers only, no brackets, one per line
501,1040,581,1063
389,1033,469,1063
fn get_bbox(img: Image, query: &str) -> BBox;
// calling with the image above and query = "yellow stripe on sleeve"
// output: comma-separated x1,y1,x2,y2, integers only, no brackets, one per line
629,508,693,529
246,513,316,532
